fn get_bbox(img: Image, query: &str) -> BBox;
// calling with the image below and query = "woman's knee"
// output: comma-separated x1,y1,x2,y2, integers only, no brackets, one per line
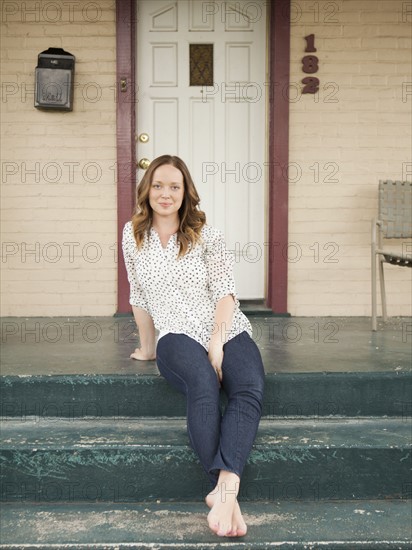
157,333,219,390
224,333,264,369
223,337,265,396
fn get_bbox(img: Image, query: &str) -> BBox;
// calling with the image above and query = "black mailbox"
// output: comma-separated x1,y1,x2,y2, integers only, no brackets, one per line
35,47,75,111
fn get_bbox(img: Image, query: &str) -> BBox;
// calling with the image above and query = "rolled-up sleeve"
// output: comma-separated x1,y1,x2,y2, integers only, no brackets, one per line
121,222,151,313
204,228,240,307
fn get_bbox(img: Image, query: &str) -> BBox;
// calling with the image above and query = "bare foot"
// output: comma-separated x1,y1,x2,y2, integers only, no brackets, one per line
205,473,247,537
130,348,156,361
206,489,247,537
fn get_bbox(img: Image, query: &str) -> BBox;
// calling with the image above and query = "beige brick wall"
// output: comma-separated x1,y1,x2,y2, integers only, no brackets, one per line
288,0,412,316
1,0,117,315
1,0,411,318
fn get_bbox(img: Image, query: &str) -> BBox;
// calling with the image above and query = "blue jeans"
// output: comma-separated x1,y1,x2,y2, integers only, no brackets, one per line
156,331,265,487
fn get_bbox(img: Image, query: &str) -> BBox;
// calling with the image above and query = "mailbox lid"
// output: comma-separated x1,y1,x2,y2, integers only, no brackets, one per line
37,47,75,70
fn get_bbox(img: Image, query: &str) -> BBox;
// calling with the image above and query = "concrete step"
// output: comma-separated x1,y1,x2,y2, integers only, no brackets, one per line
0,500,411,548
2,370,411,419
1,417,410,502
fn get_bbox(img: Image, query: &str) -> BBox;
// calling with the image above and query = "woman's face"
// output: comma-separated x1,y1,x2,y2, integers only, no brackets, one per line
149,164,185,222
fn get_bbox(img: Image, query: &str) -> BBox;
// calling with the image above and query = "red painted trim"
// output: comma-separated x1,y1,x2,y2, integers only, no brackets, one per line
267,0,290,313
116,0,136,314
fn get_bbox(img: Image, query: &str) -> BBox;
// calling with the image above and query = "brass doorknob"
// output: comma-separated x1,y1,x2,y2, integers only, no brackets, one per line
138,158,150,170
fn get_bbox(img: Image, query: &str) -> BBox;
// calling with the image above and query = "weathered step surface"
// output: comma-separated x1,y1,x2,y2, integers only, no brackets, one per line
1,417,410,502
2,371,411,418
2,316,411,418
0,500,411,549
2,316,410,377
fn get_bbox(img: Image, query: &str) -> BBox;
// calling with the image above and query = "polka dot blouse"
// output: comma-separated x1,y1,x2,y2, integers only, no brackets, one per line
122,221,253,350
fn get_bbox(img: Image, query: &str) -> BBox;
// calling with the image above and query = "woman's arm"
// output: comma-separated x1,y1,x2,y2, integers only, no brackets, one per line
204,227,240,381
130,305,156,360
208,294,235,381
122,223,156,361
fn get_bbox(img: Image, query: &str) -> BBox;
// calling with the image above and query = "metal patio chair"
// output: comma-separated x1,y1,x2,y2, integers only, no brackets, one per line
371,180,412,331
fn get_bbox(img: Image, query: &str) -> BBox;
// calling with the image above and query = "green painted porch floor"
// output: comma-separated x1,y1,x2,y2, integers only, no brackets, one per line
1,316,411,376
2,316,411,419
1,500,411,549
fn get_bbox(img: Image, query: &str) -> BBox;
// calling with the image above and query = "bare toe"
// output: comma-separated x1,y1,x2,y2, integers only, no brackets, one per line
231,500,247,537
207,509,220,534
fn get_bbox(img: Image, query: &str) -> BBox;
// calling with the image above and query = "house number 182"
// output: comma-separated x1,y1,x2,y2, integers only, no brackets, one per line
302,34,319,94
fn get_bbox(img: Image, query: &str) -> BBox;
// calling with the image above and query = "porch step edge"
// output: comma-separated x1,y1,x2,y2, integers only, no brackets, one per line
2,371,411,418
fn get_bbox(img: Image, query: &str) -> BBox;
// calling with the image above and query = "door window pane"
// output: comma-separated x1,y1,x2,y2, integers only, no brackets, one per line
189,44,213,86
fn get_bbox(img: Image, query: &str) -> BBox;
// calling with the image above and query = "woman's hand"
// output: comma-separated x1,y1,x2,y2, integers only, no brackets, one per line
208,341,224,384
130,348,156,361
208,295,234,384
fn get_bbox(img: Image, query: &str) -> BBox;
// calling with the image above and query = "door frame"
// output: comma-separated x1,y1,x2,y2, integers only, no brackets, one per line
115,0,290,314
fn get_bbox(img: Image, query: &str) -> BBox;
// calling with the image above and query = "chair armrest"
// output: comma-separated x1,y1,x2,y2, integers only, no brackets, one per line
371,218,382,247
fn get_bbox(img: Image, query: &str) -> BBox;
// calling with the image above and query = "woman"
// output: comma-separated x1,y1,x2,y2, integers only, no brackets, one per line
122,155,265,538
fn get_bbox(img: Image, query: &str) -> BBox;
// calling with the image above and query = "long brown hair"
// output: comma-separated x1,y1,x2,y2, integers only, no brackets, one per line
131,155,206,257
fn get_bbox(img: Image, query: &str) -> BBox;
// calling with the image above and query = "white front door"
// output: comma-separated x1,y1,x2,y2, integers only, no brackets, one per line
136,0,267,299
